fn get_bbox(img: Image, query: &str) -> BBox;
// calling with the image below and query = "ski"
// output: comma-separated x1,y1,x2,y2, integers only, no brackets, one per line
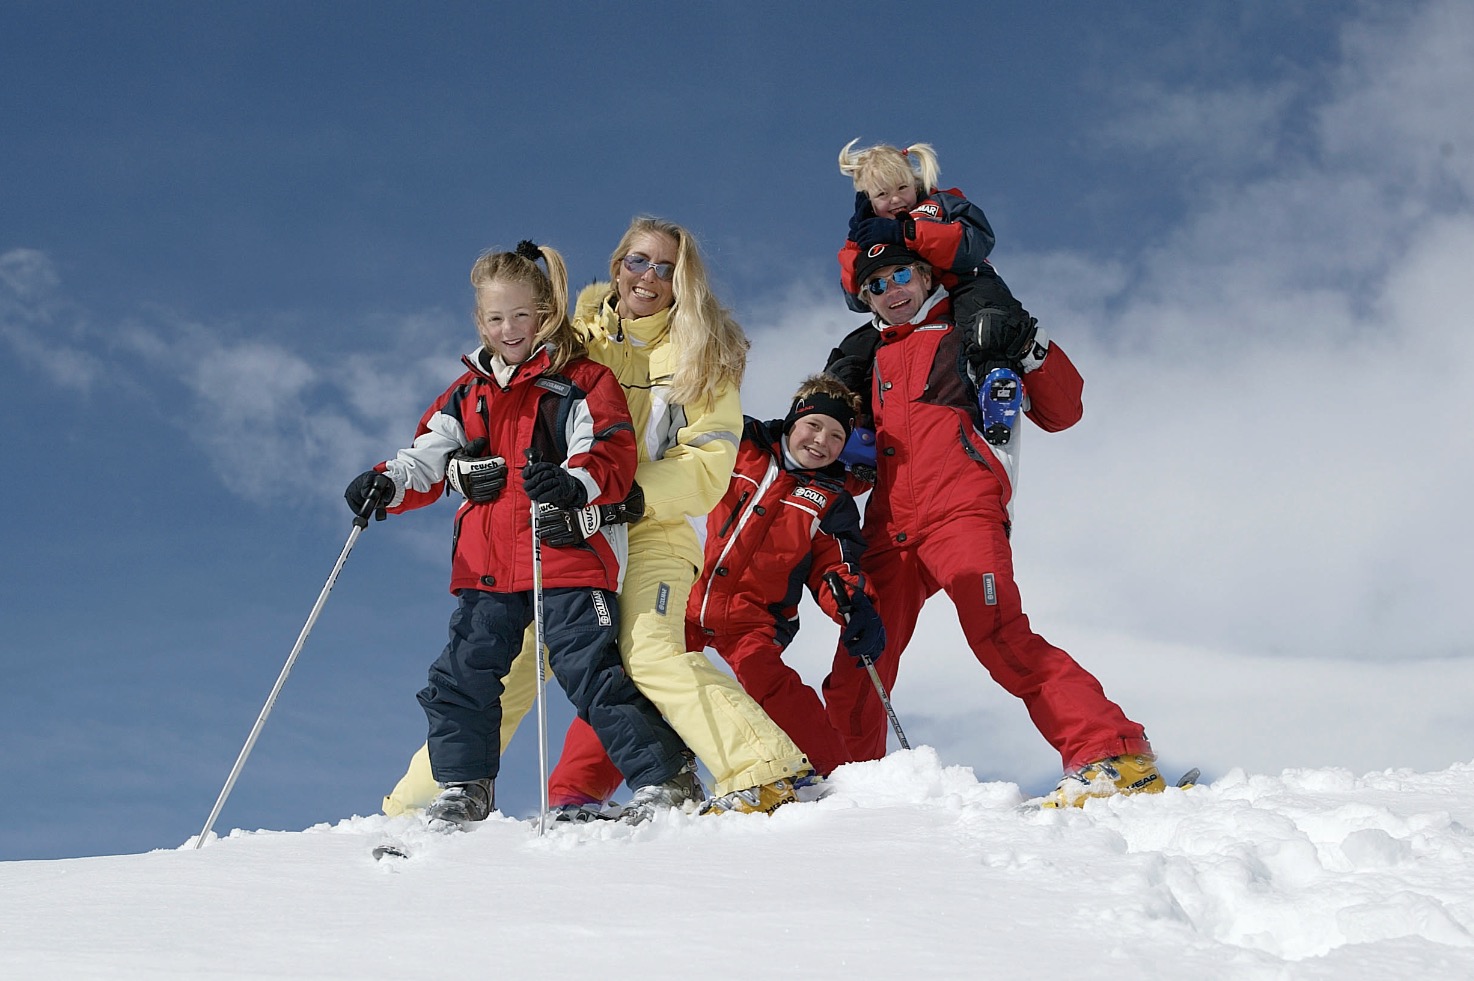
372,840,411,861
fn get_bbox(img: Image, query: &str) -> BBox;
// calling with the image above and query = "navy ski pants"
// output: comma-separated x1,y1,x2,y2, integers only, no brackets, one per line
418,587,686,789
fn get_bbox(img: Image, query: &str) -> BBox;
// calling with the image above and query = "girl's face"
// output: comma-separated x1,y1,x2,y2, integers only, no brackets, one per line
786,413,848,470
615,231,678,319
476,279,542,364
867,179,919,219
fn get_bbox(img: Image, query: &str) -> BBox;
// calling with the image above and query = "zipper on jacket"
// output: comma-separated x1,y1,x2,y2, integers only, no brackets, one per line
717,491,750,539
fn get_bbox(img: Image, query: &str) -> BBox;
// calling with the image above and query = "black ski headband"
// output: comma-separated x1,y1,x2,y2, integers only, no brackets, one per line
785,392,856,439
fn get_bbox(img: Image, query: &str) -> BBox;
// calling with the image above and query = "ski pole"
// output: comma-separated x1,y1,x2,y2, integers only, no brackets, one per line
194,486,387,850
526,449,550,836
824,572,909,751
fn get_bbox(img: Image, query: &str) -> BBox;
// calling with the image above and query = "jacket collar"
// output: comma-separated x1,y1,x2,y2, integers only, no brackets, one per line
875,287,952,344
461,344,553,387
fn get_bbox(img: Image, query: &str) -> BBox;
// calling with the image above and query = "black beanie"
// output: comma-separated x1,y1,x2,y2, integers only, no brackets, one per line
784,391,856,440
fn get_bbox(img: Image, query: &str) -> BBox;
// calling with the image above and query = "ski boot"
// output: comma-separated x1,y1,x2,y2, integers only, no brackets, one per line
550,802,620,824
699,769,810,816
1040,755,1163,808
620,754,706,825
425,778,494,828
979,366,1023,446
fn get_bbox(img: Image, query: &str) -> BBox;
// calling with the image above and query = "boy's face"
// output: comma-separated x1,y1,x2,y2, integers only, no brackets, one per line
862,263,932,325
867,180,919,219
786,413,848,469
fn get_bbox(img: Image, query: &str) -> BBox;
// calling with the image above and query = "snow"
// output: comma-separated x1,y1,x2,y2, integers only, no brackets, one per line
5,749,1474,979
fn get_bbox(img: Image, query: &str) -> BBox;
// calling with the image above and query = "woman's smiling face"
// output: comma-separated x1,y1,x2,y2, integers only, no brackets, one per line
615,231,678,319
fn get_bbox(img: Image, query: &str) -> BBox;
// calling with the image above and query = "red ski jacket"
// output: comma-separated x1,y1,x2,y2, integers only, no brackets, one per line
378,345,637,594
864,290,1084,543
838,186,998,312
687,418,871,648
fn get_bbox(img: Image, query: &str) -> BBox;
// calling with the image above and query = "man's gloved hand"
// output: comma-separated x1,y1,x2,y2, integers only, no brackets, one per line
841,591,887,664
521,461,588,509
826,354,871,396
446,437,507,504
970,307,1040,374
345,470,396,521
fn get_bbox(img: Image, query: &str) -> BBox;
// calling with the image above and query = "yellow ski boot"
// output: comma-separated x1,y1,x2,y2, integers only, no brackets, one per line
1040,754,1164,808
698,770,809,816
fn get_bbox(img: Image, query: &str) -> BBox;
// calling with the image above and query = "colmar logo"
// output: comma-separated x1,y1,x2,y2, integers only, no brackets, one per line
794,486,828,508
916,203,940,218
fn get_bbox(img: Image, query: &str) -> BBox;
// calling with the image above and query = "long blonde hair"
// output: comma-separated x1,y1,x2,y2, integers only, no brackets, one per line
470,241,583,373
838,138,940,197
607,216,748,407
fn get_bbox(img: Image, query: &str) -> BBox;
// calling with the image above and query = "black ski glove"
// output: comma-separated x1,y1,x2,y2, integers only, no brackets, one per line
345,470,396,521
841,591,887,665
521,461,588,510
446,437,507,504
847,191,875,242
969,307,1040,374
536,482,645,547
826,354,871,396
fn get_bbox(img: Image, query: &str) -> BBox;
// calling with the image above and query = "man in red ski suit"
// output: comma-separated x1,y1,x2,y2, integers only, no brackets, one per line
822,241,1154,786
542,381,885,808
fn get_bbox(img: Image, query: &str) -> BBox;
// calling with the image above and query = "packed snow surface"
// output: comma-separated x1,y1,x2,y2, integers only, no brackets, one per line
5,749,1474,979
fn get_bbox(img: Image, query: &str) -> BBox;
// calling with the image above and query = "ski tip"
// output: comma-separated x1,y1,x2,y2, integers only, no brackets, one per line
1175,767,1201,789
372,842,410,861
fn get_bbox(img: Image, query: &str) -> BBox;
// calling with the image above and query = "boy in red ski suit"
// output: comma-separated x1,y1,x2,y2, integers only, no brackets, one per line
823,241,1162,807
544,378,886,812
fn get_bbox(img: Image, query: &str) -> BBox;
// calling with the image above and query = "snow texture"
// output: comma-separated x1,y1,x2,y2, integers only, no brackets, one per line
5,748,1473,979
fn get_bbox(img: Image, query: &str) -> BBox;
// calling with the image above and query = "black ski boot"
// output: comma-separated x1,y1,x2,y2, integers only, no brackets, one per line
426,778,494,828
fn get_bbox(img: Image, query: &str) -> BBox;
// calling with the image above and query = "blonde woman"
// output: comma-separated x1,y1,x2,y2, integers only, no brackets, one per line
384,219,812,821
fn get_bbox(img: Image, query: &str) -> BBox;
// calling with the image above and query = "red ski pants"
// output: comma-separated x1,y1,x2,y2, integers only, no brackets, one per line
547,620,855,804
821,512,1150,770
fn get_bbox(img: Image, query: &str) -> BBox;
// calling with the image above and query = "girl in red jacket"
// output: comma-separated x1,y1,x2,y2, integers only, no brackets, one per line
538,376,888,816
343,241,689,827
837,138,1029,334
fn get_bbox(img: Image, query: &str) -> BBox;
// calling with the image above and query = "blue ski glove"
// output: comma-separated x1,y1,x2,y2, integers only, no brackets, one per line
345,470,395,521
853,216,906,249
841,591,887,664
847,191,875,242
521,461,588,510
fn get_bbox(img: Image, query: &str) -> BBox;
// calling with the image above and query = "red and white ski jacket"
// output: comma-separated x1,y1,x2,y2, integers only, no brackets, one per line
863,289,1084,542
377,345,637,594
687,417,871,648
838,186,998,312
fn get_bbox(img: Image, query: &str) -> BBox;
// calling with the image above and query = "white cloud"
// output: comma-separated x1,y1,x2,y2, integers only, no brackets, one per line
737,0,1474,786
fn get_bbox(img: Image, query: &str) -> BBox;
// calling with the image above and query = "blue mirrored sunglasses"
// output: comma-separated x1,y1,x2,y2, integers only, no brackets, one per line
622,253,676,281
863,266,914,295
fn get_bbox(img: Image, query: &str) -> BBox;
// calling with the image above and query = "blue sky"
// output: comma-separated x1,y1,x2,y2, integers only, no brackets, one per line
4,1,1472,861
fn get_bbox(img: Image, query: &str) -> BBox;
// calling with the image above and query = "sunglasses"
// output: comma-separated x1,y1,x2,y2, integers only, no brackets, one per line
622,253,676,281
863,266,914,295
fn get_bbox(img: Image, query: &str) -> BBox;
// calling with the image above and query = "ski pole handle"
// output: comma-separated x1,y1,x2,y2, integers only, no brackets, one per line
824,572,853,618
824,573,910,750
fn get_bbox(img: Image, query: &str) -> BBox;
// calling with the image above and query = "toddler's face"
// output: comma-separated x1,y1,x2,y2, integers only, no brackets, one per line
786,413,847,470
476,280,541,365
867,180,919,219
